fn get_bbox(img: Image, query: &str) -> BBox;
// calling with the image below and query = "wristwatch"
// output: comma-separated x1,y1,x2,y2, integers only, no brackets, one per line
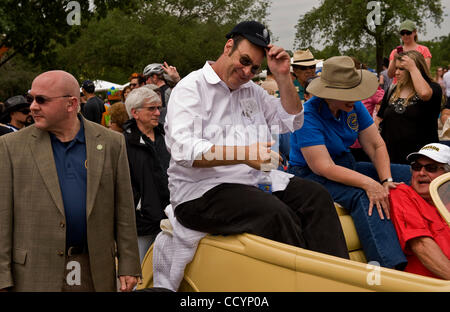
381,177,393,184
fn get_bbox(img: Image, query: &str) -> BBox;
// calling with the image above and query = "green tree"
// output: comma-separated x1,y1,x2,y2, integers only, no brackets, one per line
52,0,271,84
294,0,444,73
0,0,138,68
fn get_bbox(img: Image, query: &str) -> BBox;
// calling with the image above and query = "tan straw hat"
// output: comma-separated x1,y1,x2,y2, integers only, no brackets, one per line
306,56,378,101
291,49,322,66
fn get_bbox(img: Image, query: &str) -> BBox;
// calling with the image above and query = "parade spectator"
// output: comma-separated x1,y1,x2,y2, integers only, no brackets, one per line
390,143,450,279
0,70,141,292
161,21,349,271
0,102,13,136
291,49,322,102
0,95,33,133
107,102,129,133
277,50,323,166
387,19,431,80
81,80,105,124
443,64,450,104
121,85,132,103
377,50,442,164
288,56,411,269
123,87,170,262
142,62,180,109
436,66,445,92
129,73,145,90
260,68,278,96
379,57,393,94
349,57,385,162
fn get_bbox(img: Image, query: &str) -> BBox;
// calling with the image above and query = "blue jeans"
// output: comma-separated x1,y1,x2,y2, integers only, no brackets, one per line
288,152,410,269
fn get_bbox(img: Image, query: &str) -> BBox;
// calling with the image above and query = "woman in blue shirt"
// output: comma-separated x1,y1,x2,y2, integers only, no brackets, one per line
288,56,411,269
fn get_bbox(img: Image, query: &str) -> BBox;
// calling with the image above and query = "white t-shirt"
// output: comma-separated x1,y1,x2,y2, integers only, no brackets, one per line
443,71,450,97
164,61,304,208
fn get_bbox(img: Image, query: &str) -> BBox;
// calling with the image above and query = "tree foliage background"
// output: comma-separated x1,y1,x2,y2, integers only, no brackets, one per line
294,0,444,73
0,0,270,100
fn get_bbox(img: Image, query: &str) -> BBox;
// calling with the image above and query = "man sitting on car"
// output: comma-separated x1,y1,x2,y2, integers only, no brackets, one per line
390,143,450,279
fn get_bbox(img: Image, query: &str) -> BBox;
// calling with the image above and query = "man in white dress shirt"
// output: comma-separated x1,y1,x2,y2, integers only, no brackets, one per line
164,21,349,258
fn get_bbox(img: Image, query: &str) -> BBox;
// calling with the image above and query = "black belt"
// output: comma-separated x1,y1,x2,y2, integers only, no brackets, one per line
66,245,88,256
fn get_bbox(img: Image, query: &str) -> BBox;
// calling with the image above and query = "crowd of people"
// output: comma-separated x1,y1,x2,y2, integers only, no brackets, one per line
0,19,449,292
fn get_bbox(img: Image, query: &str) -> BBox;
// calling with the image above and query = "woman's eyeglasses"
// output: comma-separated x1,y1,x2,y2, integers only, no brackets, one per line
400,30,412,36
139,106,161,112
26,94,71,105
411,162,444,173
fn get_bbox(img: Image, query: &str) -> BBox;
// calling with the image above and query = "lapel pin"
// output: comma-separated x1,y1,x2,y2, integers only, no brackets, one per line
97,144,103,151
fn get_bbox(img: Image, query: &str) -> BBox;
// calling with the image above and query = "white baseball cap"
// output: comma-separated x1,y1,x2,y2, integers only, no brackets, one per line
406,143,450,165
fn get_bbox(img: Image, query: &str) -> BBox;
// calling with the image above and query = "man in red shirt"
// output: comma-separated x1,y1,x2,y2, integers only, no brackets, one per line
390,143,450,279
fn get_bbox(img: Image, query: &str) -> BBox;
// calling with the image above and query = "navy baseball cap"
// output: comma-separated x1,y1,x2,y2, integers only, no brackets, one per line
226,21,270,48
81,80,95,93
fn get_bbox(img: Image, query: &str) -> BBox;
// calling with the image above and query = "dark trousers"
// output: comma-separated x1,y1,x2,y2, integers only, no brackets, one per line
175,177,349,259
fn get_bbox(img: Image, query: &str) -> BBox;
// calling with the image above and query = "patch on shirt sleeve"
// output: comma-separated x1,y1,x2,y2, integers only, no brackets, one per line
347,112,359,131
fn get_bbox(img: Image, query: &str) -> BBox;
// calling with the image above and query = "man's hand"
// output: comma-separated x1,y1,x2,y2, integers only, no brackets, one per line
119,275,138,292
266,44,291,77
162,62,181,83
246,141,282,170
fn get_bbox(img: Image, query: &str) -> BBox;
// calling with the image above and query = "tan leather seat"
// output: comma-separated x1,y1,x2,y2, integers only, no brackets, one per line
335,203,367,263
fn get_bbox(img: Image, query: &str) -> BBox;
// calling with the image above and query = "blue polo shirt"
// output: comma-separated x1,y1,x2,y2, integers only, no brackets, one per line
50,119,87,248
289,96,373,167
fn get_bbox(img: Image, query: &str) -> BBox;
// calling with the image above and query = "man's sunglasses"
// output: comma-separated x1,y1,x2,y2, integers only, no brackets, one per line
17,108,31,114
26,94,71,105
400,30,413,36
293,65,316,70
236,48,262,75
130,83,138,88
411,162,445,173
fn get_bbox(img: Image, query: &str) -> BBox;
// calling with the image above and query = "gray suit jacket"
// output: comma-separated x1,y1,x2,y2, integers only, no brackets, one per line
0,117,141,291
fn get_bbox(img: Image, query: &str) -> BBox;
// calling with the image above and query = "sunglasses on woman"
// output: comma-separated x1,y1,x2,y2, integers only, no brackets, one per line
26,94,72,105
293,65,316,70
400,30,412,36
411,162,445,173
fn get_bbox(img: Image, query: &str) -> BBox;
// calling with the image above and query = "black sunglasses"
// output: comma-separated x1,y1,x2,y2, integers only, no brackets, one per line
294,65,316,70
130,83,138,88
400,30,413,36
17,108,31,114
236,48,261,75
411,162,444,173
26,94,71,105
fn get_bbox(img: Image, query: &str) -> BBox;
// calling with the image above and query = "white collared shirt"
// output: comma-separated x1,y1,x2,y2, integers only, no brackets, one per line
164,61,304,208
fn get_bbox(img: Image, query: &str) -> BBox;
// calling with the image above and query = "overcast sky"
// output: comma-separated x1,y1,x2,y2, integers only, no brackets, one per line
267,0,450,51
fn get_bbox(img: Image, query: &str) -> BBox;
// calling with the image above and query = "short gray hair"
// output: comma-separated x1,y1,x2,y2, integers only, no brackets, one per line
124,87,161,118
444,164,450,172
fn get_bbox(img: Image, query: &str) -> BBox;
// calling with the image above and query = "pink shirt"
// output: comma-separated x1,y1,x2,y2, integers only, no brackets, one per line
389,44,432,61
389,45,432,84
350,87,385,149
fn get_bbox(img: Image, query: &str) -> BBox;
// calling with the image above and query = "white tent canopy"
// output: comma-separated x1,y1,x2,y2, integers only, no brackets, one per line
80,80,128,92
